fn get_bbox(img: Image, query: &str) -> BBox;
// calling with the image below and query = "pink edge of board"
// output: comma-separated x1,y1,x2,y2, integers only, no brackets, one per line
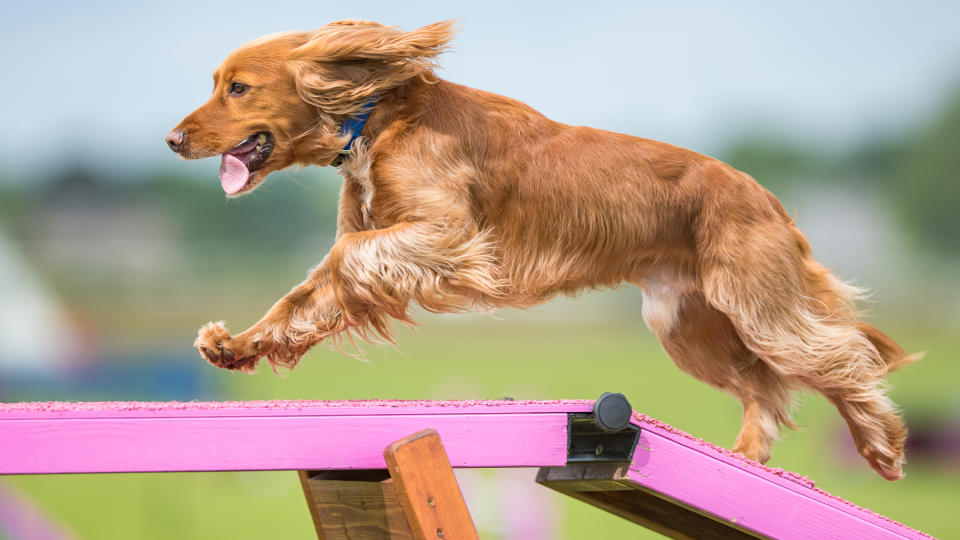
0,400,931,539
627,412,932,540
0,399,595,419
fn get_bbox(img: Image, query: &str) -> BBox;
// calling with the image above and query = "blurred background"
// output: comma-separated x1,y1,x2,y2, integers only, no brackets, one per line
1,1,958,538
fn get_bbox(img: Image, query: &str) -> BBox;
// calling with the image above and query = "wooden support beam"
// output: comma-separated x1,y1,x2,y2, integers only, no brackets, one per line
385,429,479,540
299,429,478,540
537,463,760,540
299,470,414,539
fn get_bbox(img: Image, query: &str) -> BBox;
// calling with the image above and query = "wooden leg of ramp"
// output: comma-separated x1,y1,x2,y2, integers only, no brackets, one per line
384,429,479,540
299,429,478,540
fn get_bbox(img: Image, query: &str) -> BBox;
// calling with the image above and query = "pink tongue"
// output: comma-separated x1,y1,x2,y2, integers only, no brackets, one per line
219,154,249,194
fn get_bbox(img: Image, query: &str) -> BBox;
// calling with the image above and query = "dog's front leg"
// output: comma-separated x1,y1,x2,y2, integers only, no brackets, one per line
193,265,340,373
194,221,502,372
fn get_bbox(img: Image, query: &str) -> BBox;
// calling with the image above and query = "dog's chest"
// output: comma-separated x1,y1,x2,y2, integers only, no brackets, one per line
340,144,379,229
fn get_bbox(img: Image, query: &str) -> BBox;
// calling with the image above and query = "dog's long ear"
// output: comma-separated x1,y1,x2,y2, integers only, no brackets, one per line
288,20,456,115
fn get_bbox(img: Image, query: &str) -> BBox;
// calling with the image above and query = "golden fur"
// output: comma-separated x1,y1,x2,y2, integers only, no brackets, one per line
168,20,919,480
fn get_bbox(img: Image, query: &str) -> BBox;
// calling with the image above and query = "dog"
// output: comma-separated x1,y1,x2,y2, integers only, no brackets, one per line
166,20,919,480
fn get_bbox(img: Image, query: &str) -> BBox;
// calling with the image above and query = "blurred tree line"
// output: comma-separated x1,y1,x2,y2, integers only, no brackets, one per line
0,167,340,251
726,88,960,255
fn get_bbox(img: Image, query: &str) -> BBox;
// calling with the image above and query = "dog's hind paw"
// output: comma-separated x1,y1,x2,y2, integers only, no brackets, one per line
194,321,266,373
862,445,906,481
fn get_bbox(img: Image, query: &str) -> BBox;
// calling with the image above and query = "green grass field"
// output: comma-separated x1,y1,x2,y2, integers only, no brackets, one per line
8,314,958,539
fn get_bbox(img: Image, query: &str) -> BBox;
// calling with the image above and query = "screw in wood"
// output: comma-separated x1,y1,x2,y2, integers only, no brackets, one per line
427,496,436,507
436,528,445,538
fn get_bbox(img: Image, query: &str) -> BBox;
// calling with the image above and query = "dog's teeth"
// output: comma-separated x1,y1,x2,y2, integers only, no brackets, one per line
256,145,261,152
257,134,267,144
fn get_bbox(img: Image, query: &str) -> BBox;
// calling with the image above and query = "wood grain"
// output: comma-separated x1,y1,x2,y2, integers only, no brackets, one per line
384,430,478,540
299,470,414,540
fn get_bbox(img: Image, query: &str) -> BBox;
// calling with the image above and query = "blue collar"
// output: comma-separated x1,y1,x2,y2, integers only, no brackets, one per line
332,99,376,166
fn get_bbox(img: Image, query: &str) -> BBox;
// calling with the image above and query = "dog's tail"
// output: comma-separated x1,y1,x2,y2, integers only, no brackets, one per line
858,322,923,374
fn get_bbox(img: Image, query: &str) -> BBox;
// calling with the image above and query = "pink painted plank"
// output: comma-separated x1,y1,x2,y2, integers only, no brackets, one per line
0,399,593,420
0,413,568,474
627,414,931,540
0,399,929,538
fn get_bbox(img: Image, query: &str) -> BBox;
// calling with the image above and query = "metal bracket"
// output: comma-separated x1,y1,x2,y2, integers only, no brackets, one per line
567,393,641,462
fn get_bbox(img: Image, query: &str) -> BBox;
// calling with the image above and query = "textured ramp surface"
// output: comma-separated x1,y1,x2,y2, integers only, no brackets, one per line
0,400,931,539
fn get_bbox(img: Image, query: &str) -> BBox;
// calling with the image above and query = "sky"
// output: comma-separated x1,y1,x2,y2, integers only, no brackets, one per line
2,0,959,179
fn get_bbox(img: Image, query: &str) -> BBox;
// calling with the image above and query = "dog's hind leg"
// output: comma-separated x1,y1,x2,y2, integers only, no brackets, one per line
643,288,795,464
699,212,907,479
732,361,796,464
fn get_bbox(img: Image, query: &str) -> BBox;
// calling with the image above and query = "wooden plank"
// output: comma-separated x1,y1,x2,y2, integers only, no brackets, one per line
536,461,637,491
0,413,568,474
630,415,930,539
299,471,326,536
539,419,932,540
0,400,931,539
299,470,413,540
384,430,478,540
624,423,925,539
538,464,759,539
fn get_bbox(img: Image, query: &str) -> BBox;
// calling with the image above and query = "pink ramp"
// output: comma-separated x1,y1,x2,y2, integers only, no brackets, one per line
0,400,587,473
618,412,931,539
0,399,931,539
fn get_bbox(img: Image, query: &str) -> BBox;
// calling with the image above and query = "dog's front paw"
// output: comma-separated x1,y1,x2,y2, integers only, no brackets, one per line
194,321,266,373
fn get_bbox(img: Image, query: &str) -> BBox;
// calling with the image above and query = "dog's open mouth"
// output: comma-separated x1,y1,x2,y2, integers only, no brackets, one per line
218,131,274,194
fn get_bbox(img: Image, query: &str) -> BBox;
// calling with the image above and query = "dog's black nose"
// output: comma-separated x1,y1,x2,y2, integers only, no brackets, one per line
165,129,186,152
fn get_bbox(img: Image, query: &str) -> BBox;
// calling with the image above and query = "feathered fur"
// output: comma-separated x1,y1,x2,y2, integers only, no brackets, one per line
168,20,919,480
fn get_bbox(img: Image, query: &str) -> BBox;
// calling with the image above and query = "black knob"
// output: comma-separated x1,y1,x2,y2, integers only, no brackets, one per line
593,392,632,433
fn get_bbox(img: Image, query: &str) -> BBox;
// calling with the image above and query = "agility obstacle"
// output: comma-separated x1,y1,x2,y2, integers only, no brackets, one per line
0,394,932,539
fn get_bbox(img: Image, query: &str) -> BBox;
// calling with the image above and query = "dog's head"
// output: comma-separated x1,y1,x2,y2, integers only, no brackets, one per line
165,20,455,196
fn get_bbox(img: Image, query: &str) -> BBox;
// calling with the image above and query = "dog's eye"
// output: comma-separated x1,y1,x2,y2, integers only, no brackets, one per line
228,83,249,96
